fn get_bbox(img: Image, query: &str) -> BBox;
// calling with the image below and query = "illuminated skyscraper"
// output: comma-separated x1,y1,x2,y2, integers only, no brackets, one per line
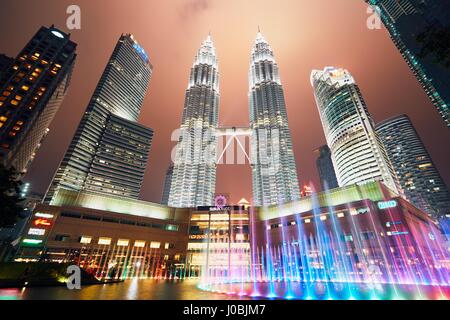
45,34,153,203
366,0,450,127
168,35,219,208
311,67,399,192
376,114,450,218
249,31,300,206
315,145,339,191
0,26,77,173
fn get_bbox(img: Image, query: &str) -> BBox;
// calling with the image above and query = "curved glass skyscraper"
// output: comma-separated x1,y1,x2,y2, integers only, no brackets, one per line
366,0,450,127
168,35,219,208
45,34,153,203
376,114,450,218
311,67,399,193
249,31,300,206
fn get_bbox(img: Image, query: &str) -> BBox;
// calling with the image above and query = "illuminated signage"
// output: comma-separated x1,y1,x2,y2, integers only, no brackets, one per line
377,200,398,210
28,228,45,236
189,234,208,240
22,239,43,245
80,236,92,244
35,213,54,219
34,218,52,227
133,43,149,63
98,237,112,245
134,240,146,248
117,239,129,247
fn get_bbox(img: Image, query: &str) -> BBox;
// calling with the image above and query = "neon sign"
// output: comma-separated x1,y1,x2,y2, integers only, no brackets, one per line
34,218,52,226
377,200,398,210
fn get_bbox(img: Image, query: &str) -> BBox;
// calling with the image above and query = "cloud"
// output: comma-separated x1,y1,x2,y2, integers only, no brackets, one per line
179,0,211,21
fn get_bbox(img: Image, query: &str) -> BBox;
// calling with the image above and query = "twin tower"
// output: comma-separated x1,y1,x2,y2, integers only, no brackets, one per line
168,32,300,208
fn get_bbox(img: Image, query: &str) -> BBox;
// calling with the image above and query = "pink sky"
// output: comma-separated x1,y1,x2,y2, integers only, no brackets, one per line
0,0,448,204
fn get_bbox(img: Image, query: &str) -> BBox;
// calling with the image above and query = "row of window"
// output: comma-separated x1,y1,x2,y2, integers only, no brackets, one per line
267,208,369,230
59,211,179,231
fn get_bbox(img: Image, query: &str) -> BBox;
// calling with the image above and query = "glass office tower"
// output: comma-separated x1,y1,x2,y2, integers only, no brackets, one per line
0,26,77,173
376,114,450,218
45,34,153,203
366,0,450,127
311,67,399,193
249,31,300,206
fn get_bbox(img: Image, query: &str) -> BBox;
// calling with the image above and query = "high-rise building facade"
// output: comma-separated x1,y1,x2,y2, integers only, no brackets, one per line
45,34,153,203
168,35,219,208
249,32,300,206
366,0,450,127
376,114,450,218
0,26,77,173
311,67,399,192
161,164,174,205
315,145,339,191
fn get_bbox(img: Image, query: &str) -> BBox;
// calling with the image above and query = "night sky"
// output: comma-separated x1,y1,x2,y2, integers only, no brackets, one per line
0,0,448,204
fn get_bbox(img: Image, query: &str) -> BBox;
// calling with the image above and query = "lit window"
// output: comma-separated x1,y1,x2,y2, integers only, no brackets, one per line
21,85,30,91
150,241,161,249
304,219,311,224
337,212,345,218
3,91,11,96
80,236,92,244
15,95,22,101
11,100,19,106
0,116,7,122
134,240,145,248
98,237,112,245
236,234,245,241
164,243,170,249
320,215,327,221
117,239,129,247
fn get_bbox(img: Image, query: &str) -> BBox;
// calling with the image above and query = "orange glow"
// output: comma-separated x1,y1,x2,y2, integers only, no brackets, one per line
34,218,52,227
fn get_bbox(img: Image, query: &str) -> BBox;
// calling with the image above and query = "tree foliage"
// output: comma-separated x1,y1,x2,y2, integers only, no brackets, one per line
0,165,23,228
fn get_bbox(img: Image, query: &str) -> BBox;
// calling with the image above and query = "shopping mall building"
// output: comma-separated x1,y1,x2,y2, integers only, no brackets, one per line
15,182,448,280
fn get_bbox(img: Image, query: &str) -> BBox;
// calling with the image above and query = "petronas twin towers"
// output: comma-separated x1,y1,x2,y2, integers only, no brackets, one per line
168,31,300,208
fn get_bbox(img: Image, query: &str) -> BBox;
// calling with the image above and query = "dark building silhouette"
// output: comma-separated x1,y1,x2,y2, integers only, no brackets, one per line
315,145,339,191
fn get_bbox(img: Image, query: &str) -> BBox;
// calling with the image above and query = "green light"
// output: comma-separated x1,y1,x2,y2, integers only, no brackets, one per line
22,239,43,245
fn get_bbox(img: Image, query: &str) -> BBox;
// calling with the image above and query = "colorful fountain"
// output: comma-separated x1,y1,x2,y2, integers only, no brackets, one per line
197,183,450,300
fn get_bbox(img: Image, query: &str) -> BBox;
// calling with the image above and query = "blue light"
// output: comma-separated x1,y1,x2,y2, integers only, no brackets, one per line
133,43,149,63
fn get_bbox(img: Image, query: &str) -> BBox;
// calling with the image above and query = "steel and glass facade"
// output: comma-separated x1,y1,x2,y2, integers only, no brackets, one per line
315,145,339,191
366,0,450,127
45,34,153,203
168,35,220,208
376,114,450,218
249,32,300,206
311,67,399,192
0,26,77,173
